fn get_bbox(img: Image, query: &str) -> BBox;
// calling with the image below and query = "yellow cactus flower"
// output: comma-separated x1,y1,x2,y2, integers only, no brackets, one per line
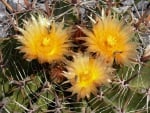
79,16,137,65
63,53,112,100
17,15,71,63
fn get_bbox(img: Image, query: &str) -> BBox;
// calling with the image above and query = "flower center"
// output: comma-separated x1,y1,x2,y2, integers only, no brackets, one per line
106,35,116,47
79,71,90,87
42,37,50,46
79,70,89,81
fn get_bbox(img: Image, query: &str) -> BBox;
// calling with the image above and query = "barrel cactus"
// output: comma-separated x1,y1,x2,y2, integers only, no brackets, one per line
0,0,150,113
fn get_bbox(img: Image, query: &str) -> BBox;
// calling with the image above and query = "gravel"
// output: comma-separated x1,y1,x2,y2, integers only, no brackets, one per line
0,0,149,38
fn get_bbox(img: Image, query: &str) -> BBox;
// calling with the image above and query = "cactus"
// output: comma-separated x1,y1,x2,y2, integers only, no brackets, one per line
0,0,150,113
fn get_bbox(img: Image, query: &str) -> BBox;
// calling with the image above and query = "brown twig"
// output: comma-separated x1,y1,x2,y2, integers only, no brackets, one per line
31,0,37,8
45,0,51,17
134,6,150,29
105,0,113,16
1,0,15,13
23,0,32,9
